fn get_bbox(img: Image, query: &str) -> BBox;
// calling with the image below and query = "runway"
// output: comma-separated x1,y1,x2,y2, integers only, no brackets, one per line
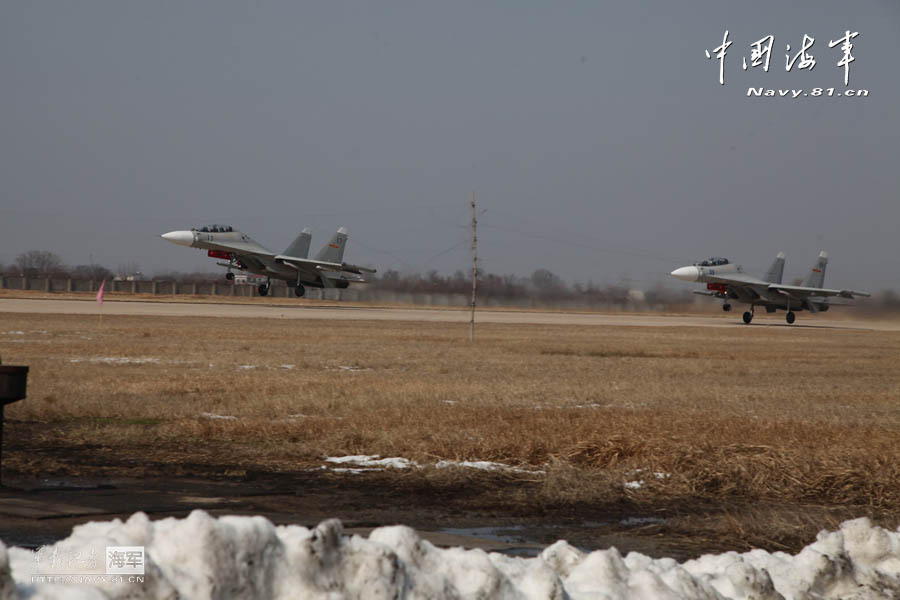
2,297,897,330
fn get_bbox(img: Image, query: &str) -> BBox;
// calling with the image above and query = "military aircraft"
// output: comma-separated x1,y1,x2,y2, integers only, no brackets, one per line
161,225,375,297
670,252,870,324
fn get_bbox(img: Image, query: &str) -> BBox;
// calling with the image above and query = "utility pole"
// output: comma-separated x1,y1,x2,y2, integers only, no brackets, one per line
470,192,478,343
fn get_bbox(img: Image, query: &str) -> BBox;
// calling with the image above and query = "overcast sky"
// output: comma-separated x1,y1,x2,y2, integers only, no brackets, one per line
2,1,897,291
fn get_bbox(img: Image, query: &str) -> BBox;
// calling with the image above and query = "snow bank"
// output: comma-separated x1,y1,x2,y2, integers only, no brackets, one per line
5,513,900,599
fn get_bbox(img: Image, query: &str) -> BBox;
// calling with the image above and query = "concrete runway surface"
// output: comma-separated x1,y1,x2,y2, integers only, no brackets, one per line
2,297,897,330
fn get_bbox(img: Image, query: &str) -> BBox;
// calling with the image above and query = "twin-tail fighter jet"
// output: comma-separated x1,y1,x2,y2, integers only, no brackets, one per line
161,225,375,297
670,252,870,324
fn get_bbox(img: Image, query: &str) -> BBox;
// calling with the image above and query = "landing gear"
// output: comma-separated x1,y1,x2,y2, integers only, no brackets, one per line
742,311,752,324
225,272,235,281
786,311,796,324
722,303,732,312
257,283,269,297
294,284,305,297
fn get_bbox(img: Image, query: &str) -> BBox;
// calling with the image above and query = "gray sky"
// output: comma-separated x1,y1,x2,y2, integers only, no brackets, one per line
2,1,897,291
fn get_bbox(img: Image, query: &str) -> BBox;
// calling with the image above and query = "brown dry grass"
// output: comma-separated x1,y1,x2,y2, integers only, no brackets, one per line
2,310,900,548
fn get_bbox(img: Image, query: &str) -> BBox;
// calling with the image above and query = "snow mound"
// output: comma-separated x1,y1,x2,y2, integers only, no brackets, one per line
5,513,900,599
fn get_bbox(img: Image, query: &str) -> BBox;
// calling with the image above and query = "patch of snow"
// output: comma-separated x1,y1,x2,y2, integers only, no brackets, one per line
324,455,417,469
322,457,543,475
1,331,25,335
69,356,161,365
6,513,900,599
325,365,371,372
238,364,257,370
200,413,237,421
625,470,670,490
279,364,295,370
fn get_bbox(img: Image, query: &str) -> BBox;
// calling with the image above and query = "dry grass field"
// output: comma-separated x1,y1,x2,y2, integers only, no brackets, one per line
2,309,900,555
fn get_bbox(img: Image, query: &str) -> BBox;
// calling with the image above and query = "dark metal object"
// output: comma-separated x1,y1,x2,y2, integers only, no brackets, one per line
0,366,28,486
0,366,28,403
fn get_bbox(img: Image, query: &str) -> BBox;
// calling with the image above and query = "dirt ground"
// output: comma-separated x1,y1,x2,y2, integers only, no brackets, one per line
0,439,853,561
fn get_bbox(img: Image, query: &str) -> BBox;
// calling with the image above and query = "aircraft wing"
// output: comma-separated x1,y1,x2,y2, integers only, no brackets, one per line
274,255,377,276
768,284,870,299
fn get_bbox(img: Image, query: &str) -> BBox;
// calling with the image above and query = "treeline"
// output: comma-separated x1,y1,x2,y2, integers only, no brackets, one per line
1,250,115,280
0,250,213,284
373,268,689,305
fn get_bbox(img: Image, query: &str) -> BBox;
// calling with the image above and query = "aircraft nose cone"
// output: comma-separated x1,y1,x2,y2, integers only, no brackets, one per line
161,230,194,247
670,266,700,282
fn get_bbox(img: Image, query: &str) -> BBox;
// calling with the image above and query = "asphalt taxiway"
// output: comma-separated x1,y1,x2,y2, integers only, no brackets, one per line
1,297,896,330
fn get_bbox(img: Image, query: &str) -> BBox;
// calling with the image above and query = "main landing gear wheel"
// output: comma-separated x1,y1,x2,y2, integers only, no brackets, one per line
722,303,732,312
257,283,269,297
294,284,305,297
742,311,753,324
225,272,235,281
786,311,796,324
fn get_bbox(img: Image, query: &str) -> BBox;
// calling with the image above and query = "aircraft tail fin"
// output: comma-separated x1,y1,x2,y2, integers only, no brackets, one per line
762,251,786,283
314,227,348,263
283,228,312,258
802,251,828,288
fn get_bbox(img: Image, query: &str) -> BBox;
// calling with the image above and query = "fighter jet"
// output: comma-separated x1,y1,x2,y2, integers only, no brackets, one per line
161,224,375,297
670,252,870,324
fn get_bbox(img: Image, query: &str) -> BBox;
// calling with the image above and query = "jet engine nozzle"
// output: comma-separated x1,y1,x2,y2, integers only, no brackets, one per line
670,266,700,282
161,231,195,247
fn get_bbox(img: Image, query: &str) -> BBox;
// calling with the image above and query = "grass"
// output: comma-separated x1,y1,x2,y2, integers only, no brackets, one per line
2,309,900,552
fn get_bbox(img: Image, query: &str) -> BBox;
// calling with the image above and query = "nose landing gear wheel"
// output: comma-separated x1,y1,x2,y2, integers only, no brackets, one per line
225,272,235,281
722,303,732,312
786,311,796,324
257,284,269,297
742,311,753,324
294,284,305,297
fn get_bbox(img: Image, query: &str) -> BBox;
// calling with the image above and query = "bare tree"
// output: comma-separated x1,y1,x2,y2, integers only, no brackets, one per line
116,260,142,279
71,264,114,280
15,250,63,275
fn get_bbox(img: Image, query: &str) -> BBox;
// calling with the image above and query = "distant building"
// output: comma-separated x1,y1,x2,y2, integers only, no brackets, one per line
114,272,146,282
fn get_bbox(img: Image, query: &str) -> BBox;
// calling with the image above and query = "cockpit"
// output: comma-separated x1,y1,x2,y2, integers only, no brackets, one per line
192,225,234,233
694,257,729,267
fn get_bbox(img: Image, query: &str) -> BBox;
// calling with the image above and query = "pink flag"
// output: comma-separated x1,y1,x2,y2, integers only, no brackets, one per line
96,280,105,306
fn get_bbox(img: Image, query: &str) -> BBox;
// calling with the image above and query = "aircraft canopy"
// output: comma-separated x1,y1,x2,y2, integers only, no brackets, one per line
695,257,729,266
192,225,234,233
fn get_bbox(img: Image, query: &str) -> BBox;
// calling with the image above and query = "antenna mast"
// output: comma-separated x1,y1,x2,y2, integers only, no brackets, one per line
470,192,478,343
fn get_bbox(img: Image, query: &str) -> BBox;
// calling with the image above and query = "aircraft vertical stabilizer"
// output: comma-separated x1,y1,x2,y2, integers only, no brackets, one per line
283,228,312,258
802,251,828,288
763,252,786,284
314,227,348,263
